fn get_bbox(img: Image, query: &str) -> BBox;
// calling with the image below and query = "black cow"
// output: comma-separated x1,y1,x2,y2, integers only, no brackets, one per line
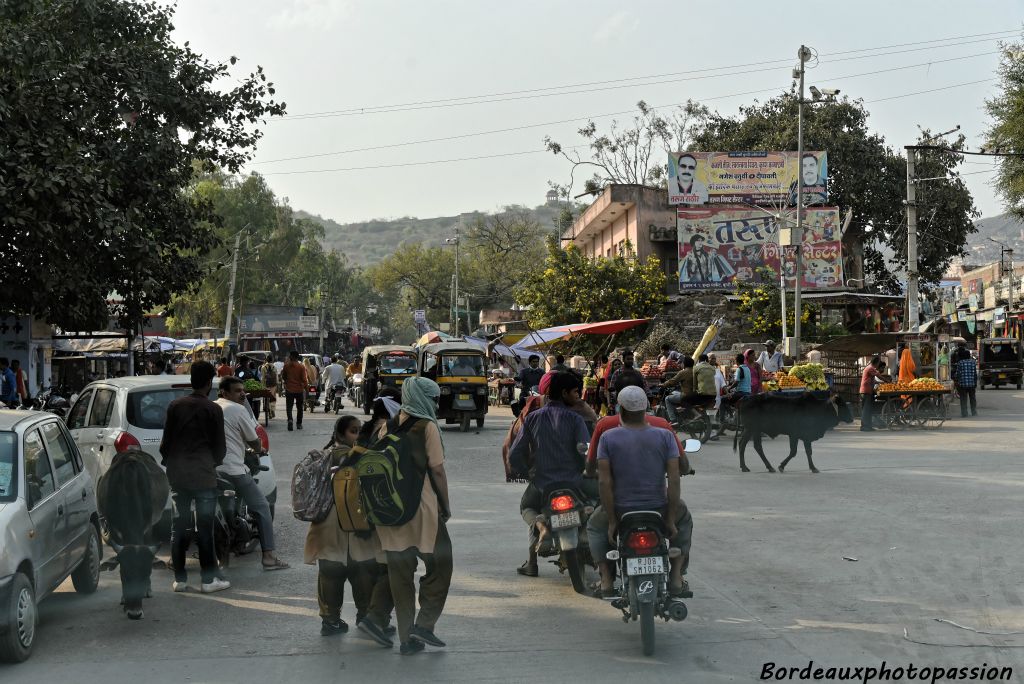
96,449,170,619
733,393,854,473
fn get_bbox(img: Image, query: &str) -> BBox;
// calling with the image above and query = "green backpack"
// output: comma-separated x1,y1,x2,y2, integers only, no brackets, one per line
349,418,428,527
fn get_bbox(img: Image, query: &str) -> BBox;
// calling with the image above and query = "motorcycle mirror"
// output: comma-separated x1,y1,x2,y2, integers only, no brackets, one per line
576,442,589,455
683,438,702,453
605,550,620,561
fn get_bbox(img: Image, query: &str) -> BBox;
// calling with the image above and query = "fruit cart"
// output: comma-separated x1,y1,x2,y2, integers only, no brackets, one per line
488,375,515,406
873,378,950,430
763,363,831,397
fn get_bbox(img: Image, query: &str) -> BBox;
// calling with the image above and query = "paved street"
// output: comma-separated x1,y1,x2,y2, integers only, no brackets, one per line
5,391,1024,683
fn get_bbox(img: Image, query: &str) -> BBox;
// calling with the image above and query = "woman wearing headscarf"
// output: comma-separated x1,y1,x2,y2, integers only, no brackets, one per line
357,377,452,656
898,346,917,385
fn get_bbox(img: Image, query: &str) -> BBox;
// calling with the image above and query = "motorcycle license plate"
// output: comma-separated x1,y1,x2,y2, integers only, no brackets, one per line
626,556,664,576
549,511,580,530
458,393,471,400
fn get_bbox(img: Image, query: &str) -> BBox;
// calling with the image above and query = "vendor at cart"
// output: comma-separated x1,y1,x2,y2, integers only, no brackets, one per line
757,340,785,373
859,356,891,432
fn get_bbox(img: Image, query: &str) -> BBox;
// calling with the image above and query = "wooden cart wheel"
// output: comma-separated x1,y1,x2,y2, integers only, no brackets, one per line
879,398,905,430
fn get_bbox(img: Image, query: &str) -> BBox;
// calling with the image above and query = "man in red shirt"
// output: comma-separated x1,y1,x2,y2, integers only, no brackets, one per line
584,414,691,477
859,356,888,432
280,350,307,431
216,357,233,378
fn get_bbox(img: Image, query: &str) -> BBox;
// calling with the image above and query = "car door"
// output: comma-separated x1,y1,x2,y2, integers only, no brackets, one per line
40,420,92,565
23,426,67,592
66,388,96,480
84,386,118,481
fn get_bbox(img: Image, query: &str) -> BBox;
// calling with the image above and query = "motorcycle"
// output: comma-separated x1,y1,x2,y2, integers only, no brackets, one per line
209,450,271,564
31,386,71,418
348,373,363,408
305,383,321,413
536,481,595,594
326,382,346,414
604,438,701,657
652,388,712,442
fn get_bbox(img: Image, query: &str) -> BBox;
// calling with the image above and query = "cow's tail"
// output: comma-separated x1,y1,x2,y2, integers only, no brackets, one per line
732,425,738,452
104,456,153,546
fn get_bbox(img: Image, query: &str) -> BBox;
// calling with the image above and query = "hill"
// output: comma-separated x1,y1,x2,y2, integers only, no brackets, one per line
299,203,567,266
963,212,1024,266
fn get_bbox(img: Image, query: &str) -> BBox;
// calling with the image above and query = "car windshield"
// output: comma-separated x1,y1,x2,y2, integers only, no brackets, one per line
0,431,16,502
379,354,417,374
440,355,485,377
983,343,1020,364
126,387,219,430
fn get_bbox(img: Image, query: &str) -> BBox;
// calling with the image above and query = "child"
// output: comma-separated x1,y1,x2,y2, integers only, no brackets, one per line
304,416,394,642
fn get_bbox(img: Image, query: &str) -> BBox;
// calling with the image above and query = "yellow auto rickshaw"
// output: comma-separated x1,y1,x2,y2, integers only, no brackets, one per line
418,342,488,431
361,345,418,415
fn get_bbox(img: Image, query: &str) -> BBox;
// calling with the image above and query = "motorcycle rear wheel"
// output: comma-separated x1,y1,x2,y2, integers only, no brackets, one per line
562,549,586,595
640,601,656,656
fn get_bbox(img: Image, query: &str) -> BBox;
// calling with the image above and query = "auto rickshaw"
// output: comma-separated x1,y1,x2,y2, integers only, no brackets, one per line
418,342,488,431
978,337,1023,389
361,345,418,414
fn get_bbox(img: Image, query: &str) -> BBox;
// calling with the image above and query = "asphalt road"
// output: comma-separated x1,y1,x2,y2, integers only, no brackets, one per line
5,389,1024,683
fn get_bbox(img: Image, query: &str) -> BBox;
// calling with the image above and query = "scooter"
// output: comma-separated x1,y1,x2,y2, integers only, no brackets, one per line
604,438,700,657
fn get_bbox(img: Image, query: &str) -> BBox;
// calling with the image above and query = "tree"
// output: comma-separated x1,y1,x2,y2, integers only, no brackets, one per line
515,239,666,329
0,0,284,331
686,95,977,293
734,268,816,341
987,38,1024,219
366,244,456,329
461,209,547,308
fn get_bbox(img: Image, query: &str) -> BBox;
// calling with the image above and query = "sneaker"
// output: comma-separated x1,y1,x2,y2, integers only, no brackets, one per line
320,618,349,636
400,640,425,656
171,580,188,593
409,625,446,648
357,617,394,647
200,578,231,594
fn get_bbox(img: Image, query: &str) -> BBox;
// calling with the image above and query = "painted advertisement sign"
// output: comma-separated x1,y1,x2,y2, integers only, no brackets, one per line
677,207,843,291
667,151,828,206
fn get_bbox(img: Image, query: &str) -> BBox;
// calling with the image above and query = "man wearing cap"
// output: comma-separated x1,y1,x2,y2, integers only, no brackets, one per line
508,372,597,577
757,341,784,374
587,386,692,599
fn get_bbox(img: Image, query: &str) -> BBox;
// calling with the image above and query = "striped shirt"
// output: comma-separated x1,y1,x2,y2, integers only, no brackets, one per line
508,400,589,491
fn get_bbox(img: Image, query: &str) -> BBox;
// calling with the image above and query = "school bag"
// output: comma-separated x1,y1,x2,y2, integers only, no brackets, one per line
348,417,429,527
333,464,372,532
262,363,278,387
290,449,335,523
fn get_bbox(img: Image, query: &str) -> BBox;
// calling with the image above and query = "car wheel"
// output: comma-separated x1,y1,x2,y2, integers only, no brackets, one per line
71,525,102,594
0,573,36,663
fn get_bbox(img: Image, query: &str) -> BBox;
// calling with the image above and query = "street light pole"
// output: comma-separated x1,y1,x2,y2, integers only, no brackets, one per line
792,45,811,357
446,225,461,337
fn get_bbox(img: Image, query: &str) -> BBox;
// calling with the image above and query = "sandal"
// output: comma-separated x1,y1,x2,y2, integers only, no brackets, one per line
592,586,617,600
262,557,291,571
668,580,693,598
516,562,538,577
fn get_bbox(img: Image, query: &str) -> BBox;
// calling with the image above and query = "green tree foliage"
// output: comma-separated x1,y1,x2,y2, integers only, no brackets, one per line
0,0,284,330
686,95,977,293
987,38,1024,219
515,239,666,329
734,268,816,340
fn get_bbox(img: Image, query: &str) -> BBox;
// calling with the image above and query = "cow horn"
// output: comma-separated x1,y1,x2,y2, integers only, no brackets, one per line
147,545,160,555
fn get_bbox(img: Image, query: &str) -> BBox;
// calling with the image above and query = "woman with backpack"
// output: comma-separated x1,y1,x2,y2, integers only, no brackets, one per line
304,415,394,640
356,376,452,656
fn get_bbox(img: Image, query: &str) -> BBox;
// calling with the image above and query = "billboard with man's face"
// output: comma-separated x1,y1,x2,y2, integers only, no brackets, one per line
667,151,828,206
677,206,843,291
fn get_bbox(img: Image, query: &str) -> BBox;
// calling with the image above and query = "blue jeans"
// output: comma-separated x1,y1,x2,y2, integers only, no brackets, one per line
223,473,275,551
170,487,219,583
665,392,683,422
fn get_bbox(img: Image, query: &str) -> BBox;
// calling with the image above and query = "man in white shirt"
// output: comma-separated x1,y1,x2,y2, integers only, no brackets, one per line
321,355,347,408
708,353,728,441
216,376,289,570
757,340,784,373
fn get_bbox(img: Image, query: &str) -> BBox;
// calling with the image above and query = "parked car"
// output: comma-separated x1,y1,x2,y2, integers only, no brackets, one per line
66,377,277,538
0,410,102,663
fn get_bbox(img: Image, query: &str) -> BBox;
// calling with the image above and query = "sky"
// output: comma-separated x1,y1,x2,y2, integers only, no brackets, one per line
170,0,1024,225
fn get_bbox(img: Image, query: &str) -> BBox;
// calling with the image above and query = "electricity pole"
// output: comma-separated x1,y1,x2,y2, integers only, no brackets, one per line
905,148,919,331
446,225,461,337
792,45,811,356
223,231,242,351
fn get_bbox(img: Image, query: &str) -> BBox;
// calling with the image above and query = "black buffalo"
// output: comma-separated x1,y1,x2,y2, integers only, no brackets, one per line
733,393,854,473
96,449,170,619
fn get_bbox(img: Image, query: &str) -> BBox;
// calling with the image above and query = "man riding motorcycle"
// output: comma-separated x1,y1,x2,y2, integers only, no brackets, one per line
586,386,693,599
508,372,598,577
321,355,347,410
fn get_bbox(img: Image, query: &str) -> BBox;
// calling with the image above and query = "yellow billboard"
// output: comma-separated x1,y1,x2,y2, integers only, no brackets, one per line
667,151,828,206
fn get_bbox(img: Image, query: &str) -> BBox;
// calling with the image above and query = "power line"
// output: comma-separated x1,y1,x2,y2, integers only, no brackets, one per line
277,30,1017,121
865,78,996,103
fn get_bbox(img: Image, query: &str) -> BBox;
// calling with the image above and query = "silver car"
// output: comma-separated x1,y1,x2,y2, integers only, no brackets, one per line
67,377,278,537
0,410,102,663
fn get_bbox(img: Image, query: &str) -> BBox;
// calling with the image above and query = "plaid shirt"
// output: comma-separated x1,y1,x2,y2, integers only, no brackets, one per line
954,358,977,388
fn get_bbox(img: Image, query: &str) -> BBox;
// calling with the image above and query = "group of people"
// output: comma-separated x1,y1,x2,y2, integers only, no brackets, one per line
0,357,28,408
306,377,453,655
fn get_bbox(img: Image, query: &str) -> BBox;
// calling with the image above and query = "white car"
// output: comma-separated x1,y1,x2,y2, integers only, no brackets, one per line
66,377,277,537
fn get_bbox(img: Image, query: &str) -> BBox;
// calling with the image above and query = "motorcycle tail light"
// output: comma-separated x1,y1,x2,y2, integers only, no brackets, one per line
114,431,142,453
550,495,575,512
255,424,269,452
625,530,659,553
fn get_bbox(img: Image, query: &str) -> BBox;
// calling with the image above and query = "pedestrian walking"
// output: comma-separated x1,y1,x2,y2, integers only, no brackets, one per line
281,350,306,431
10,359,28,407
953,345,978,417
261,359,278,418
159,361,230,593
306,416,394,639
359,377,452,656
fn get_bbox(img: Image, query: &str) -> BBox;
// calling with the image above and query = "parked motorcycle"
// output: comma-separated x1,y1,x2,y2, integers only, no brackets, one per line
327,382,346,414
31,386,71,418
604,438,701,656
536,481,595,594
